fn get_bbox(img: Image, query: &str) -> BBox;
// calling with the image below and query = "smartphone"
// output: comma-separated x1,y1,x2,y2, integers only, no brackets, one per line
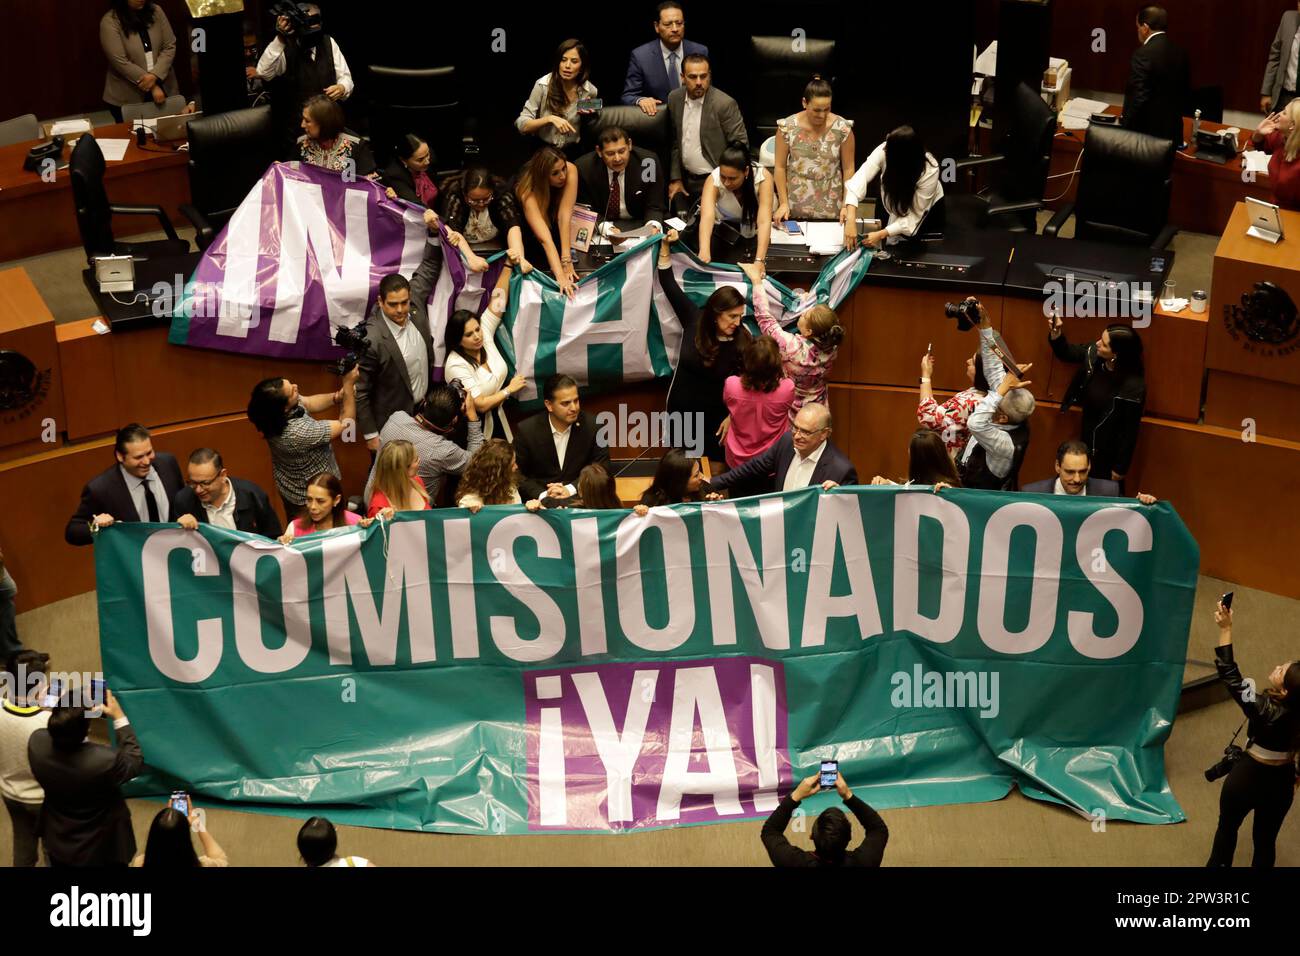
1221,591,1234,610
169,791,190,816
576,97,603,112
783,220,802,235
40,679,63,709
819,759,838,790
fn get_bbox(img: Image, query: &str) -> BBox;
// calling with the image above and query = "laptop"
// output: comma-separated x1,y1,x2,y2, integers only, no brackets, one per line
1245,196,1285,244
156,111,201,142
94,255,135,293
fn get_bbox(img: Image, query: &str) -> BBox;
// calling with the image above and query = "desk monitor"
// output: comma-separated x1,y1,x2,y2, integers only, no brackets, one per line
1245,197,1284,244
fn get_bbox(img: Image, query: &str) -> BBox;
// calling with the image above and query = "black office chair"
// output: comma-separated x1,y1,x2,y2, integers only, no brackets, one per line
1043,124,1177,250
948,82,1057,233
583,105,672,177
747,36,836,145
367,64,475,179
179,105,277,251
69,134,190,266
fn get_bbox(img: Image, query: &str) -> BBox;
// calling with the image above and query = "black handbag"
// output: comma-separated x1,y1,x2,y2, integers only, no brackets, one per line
23,136,64,173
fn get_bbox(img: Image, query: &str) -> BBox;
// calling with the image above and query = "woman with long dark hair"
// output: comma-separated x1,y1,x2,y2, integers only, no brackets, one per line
439,165,527,270
383,133,438,208
297,816,375,867
872,429,964,488
842,125,944,248
1207,600,1300,867
1047,313,1146,488
100,0,180,121
656,229,752,462
917,346,991,457
515,145,580,297
277,472,375,544
442,263,527,443
698,142,775,268
132,807,227,867
516,39,598,154
638,449,706,507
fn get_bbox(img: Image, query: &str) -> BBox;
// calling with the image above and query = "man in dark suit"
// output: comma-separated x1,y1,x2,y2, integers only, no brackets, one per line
1023,440,1159,503
704,404,857,498
173,447,284,538
356,209,442,453
1121,6,1190,148
28,691,143,866
666,53,748,207
622,1,709,116
576,127,668,232
514,375,610,502
65,423,184,546
1261,2,1300,114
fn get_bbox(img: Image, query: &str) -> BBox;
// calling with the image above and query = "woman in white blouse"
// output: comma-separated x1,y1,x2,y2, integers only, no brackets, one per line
697,142,774,269
441,258,527,441
515,38,598,154
841,125,944,249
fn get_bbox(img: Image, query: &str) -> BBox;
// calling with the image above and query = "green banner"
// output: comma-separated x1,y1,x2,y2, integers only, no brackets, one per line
95,487,1198,832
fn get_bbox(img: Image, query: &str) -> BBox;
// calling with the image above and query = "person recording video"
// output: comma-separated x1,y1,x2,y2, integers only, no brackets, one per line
256,1,354,159
1206,598,1300,868
760,768,888,867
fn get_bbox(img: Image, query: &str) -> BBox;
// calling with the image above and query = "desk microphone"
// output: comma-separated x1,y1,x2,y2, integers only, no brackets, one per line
135,125,147,148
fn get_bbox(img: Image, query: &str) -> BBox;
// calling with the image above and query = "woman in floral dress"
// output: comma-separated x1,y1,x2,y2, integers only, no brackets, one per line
772,76,856,223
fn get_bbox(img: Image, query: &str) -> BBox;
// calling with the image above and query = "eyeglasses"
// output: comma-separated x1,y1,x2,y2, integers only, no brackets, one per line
791,425,828,439
187,474,224,490
466,195,492,208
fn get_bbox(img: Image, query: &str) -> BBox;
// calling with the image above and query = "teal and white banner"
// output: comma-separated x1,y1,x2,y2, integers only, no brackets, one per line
96,487,1198,833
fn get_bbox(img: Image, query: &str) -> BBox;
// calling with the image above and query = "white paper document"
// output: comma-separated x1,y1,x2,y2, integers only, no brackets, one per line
97,138,131,161
50,119,92,137
1243,151,1271,176
804,221,846,255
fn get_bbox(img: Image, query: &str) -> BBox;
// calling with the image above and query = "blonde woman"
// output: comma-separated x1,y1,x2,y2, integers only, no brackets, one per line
455,439,542,514
1249,101,1300,211
366,440,431,518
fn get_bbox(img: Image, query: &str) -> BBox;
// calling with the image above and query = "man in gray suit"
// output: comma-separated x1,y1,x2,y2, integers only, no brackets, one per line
666,53,748,208
1022,440,1157,502
1261,2,1300,114
28,690,143,867
356,209,443,452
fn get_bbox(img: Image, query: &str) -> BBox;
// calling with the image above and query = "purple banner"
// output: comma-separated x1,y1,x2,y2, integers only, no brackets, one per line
169,162,429,360
524,657,791,832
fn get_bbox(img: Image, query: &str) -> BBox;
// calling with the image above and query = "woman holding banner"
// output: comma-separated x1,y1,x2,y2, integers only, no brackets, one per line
514,146,579,298
442,262,527,443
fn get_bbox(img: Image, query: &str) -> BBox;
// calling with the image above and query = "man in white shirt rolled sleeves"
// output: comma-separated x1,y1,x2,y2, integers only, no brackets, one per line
256,2,354,158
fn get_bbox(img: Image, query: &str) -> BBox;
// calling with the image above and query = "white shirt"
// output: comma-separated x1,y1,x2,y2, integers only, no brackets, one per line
255,36,354,98
550,418,578,496
1053,478,1085,496
443,306,513,442
1142,30,1166,46
203,477,239,529
384,314,428,404
782,439,826,492
681,94,711,176
843,142,944,239
120,465,170,522
1287,25,1300,90
709,165,768,237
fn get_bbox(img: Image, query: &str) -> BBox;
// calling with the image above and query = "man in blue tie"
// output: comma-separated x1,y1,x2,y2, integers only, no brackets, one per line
622,1,709,116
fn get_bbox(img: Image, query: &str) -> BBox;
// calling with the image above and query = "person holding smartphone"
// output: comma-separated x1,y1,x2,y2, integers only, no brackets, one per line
1207,598,1300,867
760,769,888,867
132,804,228,867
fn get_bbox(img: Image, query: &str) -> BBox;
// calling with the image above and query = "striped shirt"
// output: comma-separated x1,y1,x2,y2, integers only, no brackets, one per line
363,412,483,503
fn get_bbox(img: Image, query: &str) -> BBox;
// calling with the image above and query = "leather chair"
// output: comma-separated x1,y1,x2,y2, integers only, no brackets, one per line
948,82,1056,233
747,35,836,144
69,133,190,266
0,113,40,148
582,105,672,181
121,97,189,122
179,105,277,250
1044,124,1178,249
367,64,475,179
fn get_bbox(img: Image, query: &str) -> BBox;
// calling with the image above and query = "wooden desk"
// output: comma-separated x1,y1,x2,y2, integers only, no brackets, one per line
0,124,191,263
1047,108,1262,237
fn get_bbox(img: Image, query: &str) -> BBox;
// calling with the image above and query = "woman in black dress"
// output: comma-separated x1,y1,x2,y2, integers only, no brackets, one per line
656,229,752,463
1048,313,1146,489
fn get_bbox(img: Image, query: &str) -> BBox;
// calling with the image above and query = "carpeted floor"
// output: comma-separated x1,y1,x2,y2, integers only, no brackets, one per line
3,573,1294,867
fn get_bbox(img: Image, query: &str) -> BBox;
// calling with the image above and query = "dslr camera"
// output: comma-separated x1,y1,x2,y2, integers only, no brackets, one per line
1204,744,1244,782
944,295,982,332
327,321,369,376
268,1,321,40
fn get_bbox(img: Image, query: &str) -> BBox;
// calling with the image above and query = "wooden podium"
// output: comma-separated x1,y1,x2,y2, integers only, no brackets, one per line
0,269,65,463
1205,203,1300,442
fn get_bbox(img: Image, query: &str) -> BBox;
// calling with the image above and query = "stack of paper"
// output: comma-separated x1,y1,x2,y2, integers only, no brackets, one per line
50,118,92,137
804,221,845,256
97,139,131,162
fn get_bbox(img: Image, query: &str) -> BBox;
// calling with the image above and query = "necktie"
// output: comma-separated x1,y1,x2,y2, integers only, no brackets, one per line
140,479,160,522
667,51,679,90
606,171,621,221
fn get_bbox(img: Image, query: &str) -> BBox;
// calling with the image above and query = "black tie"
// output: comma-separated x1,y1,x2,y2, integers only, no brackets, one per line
140,479,160,522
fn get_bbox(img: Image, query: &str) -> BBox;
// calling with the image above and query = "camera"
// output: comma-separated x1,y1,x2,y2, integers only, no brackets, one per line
446,377,468,404
326,321,369,376
944,296,981,332
1204,744,1243,782
268,1,321,40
